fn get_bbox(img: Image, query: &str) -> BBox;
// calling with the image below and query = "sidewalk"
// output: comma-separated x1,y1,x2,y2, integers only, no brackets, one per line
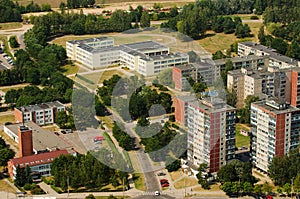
38,182,58,196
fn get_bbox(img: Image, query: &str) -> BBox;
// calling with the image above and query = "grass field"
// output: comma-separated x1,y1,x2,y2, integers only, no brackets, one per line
61,64,79,76
0,114,15,125
97,116,114,129
0,83,30,93
0,22,22,30
170,170,182,181
198,20,262,53
0,180,16,193
98,70,125,84
132,173,146,191
192,183,222,192
15,0,192,8
173,176,198,189
236,123,250,148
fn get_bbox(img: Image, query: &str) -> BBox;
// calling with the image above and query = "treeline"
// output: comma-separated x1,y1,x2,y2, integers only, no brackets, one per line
5,84,72,107
112,122,134,151
0,0,52,23
51,152,129,191
0,137,15,167
62,0,95,9
29,10,132,36
258,26,300,60
161,0,254,38
213,16,252,38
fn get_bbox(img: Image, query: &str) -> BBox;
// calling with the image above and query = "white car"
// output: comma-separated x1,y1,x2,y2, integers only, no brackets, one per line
154,191,160,196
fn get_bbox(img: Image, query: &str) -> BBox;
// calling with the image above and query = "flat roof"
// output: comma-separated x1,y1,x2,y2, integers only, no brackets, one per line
139,52,187,61
189,97,235,113
5,121,72,152
252,100,299,114
67,37,113,45
214,55,267,65
122,41,168,52
16,101,64,112
240,42,299,66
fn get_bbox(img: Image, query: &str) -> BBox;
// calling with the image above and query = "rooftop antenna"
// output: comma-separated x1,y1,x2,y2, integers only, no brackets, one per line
21,107,25,126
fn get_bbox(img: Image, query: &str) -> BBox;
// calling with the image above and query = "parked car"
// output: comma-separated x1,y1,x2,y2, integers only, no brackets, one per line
160,179,168,182
161,183,169,187
154,191,160,196
157,172,166,176
61,130,66,134
54,132,59,136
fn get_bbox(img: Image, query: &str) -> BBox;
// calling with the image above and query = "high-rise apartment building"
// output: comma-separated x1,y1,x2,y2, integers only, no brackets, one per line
250,99,300,172
187,98,236,172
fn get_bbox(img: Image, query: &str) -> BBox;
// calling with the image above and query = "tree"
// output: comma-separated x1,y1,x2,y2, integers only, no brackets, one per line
262,182,272,194
24,165,32,184
221,60,234,85
271,37,288,55
140,11,150,28
283,183,291,195
258,25,266,45
244,95,259,109
212,50,226,60
85,194,96,199
192,82,207,93
221,182,233,194
0,148,15,166
15,165,26,187
226,89,237,107
243,182,253,194
9,36,19,48
165,157,181,172
137,116,149,127
196,163,209,189
294,173,300,193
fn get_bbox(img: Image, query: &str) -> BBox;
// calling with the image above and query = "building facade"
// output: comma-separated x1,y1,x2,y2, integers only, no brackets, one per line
8,150,69,180
66,37,189,76
238,42,299,69
14,101,65,126
186,98,236,172
227,67,288,108
250,99,300,172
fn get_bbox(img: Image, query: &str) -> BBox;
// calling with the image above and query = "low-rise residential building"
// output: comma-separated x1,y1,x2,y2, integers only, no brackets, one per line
66,37,189,76
250,99,300,172
186,97,236,172
8,150,69,180
14,101,65,126
238,42,299,69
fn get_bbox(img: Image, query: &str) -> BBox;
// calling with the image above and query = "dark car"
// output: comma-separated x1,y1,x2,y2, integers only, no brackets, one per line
61,130,66,134
54,132,59,136
157,172,166,176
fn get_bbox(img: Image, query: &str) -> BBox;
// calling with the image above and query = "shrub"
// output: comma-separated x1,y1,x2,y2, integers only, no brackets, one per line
250,15,259,20
24,183,31,190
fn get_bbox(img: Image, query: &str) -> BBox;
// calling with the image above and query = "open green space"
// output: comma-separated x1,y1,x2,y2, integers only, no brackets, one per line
0,22,22,30
198,20,262,53
0,180,16,193
61,64,79,76
132,173,146,191
235,123,250,148
0,114,15,125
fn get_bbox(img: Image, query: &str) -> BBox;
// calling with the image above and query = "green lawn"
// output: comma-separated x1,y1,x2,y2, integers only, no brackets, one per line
0,114,15,125
235,123,250,148
0,22,22,30
132,173,146,191
61,64,79,76
197,20,262,53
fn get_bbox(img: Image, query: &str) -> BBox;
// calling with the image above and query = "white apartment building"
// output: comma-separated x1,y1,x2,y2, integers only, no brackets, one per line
250,99,300,172
238,42,300,69
66,37,189,76
187,98,236,172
